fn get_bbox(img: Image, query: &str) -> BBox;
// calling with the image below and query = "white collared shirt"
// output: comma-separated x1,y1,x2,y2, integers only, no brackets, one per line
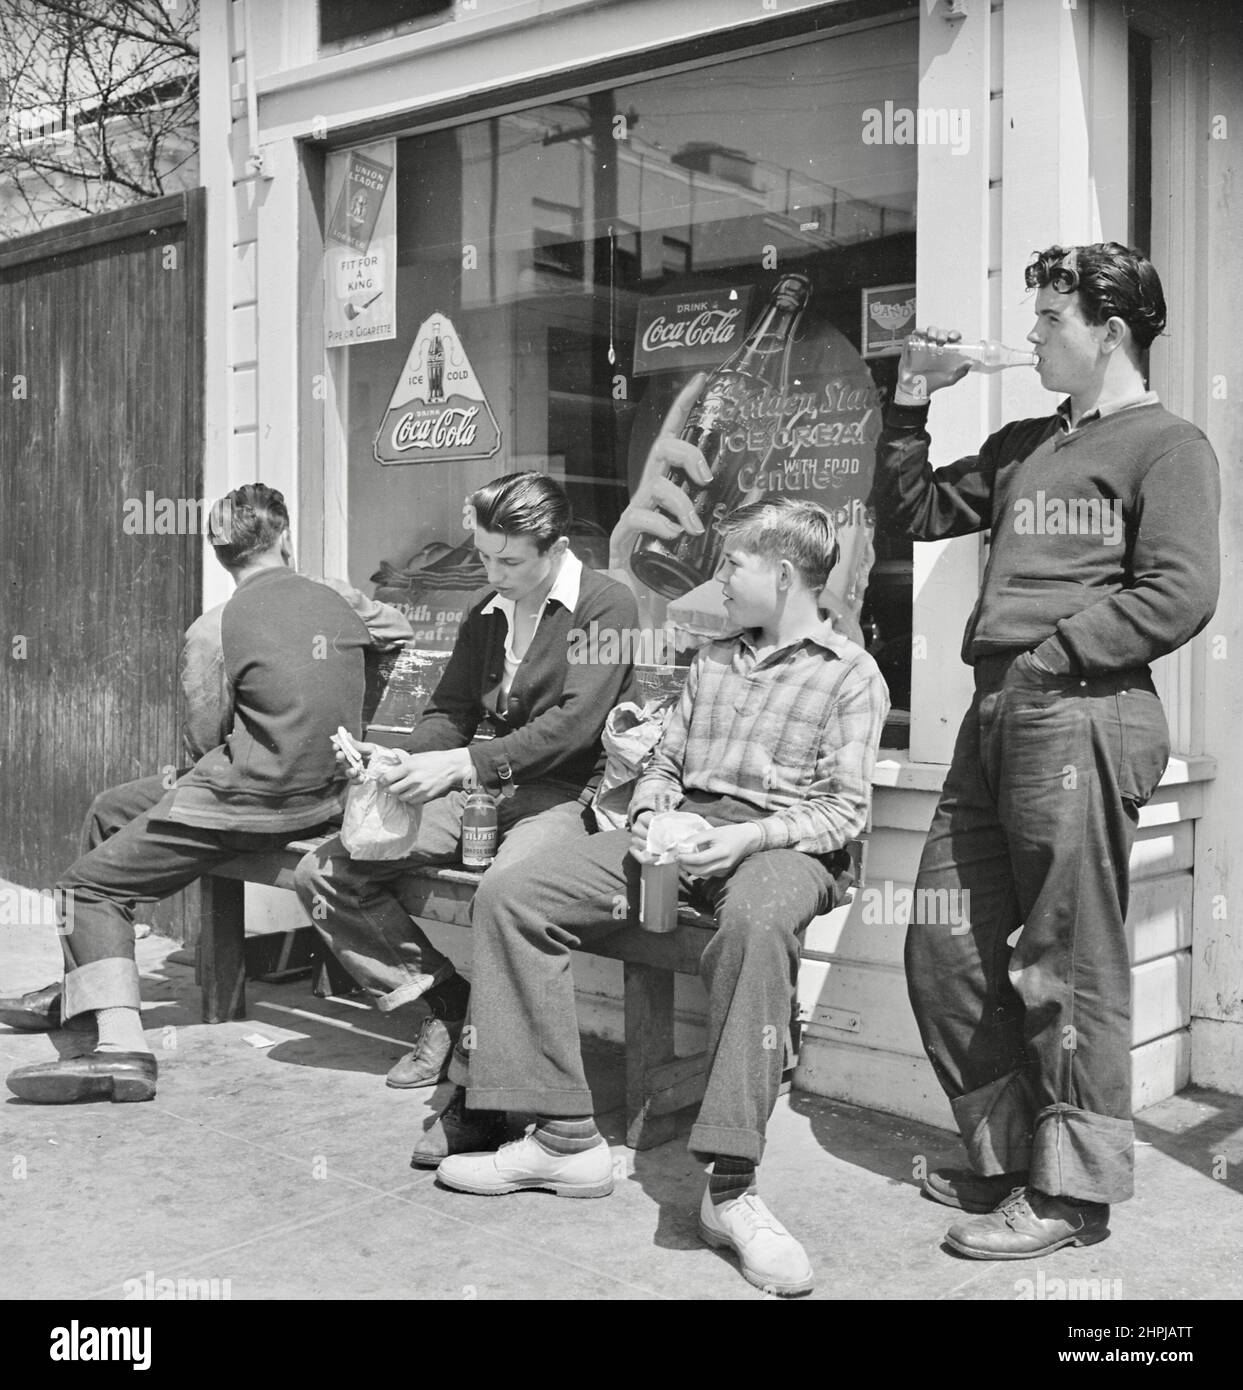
480,549,583,707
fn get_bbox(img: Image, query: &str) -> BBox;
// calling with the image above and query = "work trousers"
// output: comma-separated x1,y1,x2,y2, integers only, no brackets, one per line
293,784,596,1011
79,773,176,855
56,788,305,1021
449,798,844,1164
905,651,1170,1204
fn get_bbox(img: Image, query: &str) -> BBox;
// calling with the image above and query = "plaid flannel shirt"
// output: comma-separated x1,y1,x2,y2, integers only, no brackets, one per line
630,622,890,855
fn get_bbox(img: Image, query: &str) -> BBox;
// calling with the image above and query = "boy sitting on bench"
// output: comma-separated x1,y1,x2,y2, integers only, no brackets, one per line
294,472,639,1088
423,497,889,1298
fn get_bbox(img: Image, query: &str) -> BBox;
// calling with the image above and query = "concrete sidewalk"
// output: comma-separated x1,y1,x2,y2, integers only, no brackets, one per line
2,908,1241,1302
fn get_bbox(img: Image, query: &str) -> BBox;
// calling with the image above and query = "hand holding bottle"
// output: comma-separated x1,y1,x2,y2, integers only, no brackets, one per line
896,326,1037,403
896,326,972,401
608,372,711,572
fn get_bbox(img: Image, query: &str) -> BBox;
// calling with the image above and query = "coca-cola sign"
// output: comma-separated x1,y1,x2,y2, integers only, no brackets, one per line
632,286,752,376
374,312,502,465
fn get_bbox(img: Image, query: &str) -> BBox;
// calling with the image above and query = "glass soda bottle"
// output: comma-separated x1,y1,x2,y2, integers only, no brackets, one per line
903,333,1037,377
629,273,812,599
461,787,499,868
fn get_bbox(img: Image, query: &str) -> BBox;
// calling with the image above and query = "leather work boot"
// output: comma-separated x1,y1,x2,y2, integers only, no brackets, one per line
386,973,471,1089
410,1086,507,1169
697,1187,814,1297
386,1016,462,1089
0,982,64,1032
7,1050,158,1104
922,1167,1029,1213
945,1187,1110,1260
437,1131,614,1198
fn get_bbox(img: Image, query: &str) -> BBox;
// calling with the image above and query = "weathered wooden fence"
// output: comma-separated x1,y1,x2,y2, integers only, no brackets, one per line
1,190,204,938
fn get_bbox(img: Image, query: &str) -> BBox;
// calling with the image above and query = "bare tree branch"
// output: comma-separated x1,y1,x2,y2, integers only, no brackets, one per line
19,0,198,60
0,0,199,233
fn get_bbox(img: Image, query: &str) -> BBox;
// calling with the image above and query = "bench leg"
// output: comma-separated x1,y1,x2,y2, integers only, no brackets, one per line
197,876,246,1023
623,962,679,1151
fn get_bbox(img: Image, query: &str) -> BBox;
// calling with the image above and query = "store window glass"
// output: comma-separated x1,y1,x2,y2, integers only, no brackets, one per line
334,17,916,737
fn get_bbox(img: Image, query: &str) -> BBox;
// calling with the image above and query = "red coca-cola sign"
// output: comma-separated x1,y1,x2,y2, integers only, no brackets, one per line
633,286,752,377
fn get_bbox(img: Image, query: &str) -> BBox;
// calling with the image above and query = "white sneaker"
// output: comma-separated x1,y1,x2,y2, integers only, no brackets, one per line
437,1131,614,1198
698,1186,814,1296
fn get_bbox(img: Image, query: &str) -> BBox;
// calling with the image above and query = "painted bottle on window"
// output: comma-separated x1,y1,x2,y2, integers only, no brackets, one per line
629,273,812,599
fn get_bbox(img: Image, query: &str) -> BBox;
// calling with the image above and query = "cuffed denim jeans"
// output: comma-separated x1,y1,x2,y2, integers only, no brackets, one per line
449,795,845,1165
56,791,300,1021
905,651,1170,1205
293,784,596,1012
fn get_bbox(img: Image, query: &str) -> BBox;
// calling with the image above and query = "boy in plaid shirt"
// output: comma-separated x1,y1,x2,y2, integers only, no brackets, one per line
424,498,888,1296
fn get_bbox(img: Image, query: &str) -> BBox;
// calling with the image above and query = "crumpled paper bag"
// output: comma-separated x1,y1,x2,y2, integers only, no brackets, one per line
591,701,675,832
341,746,422,861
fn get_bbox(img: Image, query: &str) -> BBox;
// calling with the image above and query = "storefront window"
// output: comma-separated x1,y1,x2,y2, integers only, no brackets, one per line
334,15,917,735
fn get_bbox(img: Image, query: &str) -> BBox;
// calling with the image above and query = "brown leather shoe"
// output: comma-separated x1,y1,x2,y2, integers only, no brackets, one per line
387,1015,462,1089
923,1167,1028,1213
945,1187,1110,1260
409,1086,506,1168
0,982,63,1032
7,1050,157,1104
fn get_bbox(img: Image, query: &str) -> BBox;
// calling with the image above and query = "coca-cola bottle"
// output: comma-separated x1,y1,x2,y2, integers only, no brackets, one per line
629,273,812,599
428,328,445,401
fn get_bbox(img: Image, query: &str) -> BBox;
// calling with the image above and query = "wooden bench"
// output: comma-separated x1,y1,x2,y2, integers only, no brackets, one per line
197,834,748,1150
192,653,860,1150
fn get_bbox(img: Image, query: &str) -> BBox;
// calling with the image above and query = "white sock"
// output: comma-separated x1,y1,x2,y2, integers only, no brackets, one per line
95,1007,150,1054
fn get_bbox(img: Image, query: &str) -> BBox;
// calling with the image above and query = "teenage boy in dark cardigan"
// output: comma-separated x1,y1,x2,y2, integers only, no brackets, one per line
874,244,1220,1259
294,473,639,1089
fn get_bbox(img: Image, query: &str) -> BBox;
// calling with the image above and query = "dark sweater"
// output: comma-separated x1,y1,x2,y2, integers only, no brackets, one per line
405,565,639,794
873,399,1220,675
166,567,370,831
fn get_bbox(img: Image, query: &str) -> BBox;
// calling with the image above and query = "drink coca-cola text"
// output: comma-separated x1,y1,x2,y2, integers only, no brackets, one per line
640,307,742,355
391,406,480,453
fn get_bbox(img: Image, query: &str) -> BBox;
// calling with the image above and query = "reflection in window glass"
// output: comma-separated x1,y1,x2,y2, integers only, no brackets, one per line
340,16,917,730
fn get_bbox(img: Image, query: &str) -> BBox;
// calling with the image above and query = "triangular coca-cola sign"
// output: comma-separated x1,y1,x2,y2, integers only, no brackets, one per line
373,312,502,465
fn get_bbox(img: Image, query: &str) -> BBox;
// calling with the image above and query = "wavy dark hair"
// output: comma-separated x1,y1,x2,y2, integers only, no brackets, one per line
207,483,289,568
1024,242,1167,350
467,471,571,555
